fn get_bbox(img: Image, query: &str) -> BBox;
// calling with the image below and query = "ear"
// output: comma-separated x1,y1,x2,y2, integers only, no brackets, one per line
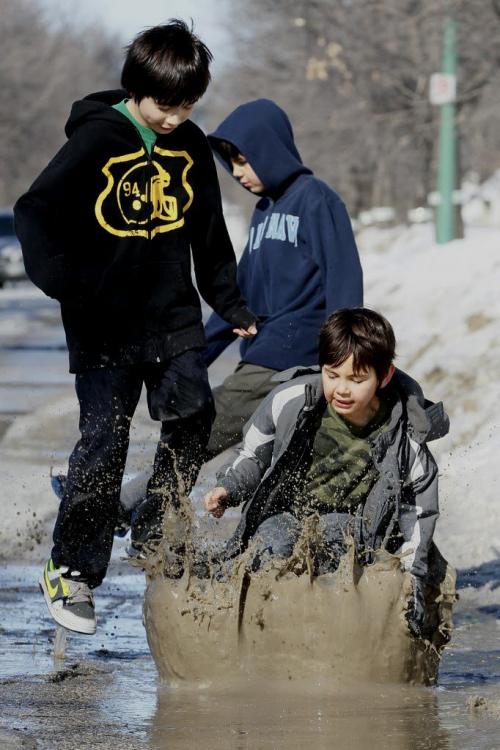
379,364,395,389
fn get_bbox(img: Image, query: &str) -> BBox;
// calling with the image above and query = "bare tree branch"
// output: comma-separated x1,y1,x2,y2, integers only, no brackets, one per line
207,0,500,218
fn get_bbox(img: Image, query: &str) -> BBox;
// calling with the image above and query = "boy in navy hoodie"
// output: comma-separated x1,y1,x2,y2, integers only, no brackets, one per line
205,99,363,457
15,21,255,635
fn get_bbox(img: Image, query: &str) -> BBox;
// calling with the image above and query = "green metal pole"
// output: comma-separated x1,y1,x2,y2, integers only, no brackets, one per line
436,15,457,244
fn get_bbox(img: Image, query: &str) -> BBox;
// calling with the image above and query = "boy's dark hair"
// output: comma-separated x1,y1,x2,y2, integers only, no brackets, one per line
121,19,213,106
319,307,396,383
215,139,242,163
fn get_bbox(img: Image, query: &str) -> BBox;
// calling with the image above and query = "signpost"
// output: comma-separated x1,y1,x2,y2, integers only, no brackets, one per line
431,16,458,244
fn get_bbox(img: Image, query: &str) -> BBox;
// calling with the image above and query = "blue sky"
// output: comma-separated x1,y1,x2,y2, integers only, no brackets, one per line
38,0,233,70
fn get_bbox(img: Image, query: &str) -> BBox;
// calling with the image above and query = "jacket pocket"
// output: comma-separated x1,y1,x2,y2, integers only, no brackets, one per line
143,260,198,326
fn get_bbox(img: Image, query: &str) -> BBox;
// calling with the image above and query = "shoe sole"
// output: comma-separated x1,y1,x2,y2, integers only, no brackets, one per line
38,578,96,635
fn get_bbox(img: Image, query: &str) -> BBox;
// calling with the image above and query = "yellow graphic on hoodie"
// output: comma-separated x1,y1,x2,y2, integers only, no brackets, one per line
95,147,194,238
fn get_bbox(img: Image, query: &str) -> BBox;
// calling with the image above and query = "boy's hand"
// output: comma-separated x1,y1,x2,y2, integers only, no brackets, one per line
204,487,229,518
233,323,257,338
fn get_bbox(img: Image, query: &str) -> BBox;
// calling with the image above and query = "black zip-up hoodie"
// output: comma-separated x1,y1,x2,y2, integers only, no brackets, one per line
14,90,255,372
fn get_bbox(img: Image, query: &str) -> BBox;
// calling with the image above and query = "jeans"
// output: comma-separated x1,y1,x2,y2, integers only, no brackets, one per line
248,511,356,575
52,349,214,587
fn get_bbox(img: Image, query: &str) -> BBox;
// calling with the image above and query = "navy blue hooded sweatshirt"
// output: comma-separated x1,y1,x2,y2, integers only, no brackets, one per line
204,99,363,371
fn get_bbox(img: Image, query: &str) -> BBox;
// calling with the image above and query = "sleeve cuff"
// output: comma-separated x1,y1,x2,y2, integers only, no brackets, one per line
226,307,256,330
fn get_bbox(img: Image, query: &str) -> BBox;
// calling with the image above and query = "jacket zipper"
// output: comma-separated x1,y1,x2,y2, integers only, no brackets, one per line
146,150,152,242
240,400,320,535
137,132,162,361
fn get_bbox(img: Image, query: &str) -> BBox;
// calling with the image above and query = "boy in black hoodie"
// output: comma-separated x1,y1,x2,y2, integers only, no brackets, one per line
15,21,256,635
204,100,363,457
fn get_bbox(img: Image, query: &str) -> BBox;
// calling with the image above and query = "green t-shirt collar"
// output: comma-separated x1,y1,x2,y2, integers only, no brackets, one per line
327,388,394,438
112,99,157,155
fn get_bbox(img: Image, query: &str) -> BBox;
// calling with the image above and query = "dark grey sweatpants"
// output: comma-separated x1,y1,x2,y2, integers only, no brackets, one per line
206,362,279,458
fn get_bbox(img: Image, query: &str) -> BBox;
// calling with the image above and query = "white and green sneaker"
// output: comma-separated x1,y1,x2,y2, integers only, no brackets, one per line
39,559,96,635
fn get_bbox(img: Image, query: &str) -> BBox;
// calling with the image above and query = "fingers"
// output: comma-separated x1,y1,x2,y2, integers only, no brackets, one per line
203,487,228,517
232,323,257,338
233,327,249,338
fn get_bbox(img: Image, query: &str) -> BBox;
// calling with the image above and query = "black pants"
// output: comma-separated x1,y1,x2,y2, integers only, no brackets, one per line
52,350,214,587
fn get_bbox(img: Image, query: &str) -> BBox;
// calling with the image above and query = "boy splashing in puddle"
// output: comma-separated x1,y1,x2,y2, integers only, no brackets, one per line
204,308,449,638
15,20,256,635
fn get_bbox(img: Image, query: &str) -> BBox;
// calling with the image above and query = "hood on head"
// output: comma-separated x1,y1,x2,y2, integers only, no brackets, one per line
65,89,128,137
208,99,311,193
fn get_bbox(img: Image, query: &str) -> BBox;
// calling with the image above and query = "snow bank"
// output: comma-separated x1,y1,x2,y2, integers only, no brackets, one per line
358,223,500,568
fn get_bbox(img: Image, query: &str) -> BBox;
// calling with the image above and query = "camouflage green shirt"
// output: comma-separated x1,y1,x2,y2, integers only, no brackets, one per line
304,392,395,513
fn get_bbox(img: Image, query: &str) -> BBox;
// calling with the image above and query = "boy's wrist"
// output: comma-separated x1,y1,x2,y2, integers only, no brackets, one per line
216,479,238,507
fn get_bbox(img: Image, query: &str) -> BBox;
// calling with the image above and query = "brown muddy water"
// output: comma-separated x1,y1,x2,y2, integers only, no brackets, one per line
144,546,455,686
1,547,500,750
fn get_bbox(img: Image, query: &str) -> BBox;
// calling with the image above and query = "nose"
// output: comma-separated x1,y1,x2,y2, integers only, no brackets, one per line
232,163,244,178
336,380,351,396
164,113,181,128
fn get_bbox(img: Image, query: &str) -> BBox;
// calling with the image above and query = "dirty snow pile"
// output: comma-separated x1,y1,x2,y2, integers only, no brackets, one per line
358,222,500,569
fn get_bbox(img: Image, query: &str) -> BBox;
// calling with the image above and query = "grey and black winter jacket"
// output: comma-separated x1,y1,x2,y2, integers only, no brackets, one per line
217,368,449,580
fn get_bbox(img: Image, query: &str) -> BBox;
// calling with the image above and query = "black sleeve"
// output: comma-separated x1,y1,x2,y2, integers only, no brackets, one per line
14,128,95,301
188,133,255,330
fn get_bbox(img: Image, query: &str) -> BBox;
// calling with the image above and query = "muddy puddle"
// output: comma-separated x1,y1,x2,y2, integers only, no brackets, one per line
144,546,455,686
1,552,500,749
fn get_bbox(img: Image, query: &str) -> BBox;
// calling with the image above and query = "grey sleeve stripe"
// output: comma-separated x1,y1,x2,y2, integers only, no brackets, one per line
231,423,275,470
219,382,306,499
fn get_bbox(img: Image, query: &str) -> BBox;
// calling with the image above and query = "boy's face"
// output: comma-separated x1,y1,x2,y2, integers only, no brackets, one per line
321,354,394,427
230,155,264,194
131,97,194,135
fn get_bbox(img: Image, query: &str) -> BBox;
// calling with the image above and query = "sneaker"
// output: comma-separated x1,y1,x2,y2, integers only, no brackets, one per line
114,503,132,538
39,559,96,635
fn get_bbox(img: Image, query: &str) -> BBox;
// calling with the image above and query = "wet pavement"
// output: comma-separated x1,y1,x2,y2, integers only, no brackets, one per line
0,282,239,435
1,558,500,749
0,556,155,749
0,284,72,437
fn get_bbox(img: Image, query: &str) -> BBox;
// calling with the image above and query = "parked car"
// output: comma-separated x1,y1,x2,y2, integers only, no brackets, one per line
0,208,26,287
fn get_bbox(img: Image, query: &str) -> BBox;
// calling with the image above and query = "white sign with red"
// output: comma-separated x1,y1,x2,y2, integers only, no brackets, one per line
429,73,457,105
